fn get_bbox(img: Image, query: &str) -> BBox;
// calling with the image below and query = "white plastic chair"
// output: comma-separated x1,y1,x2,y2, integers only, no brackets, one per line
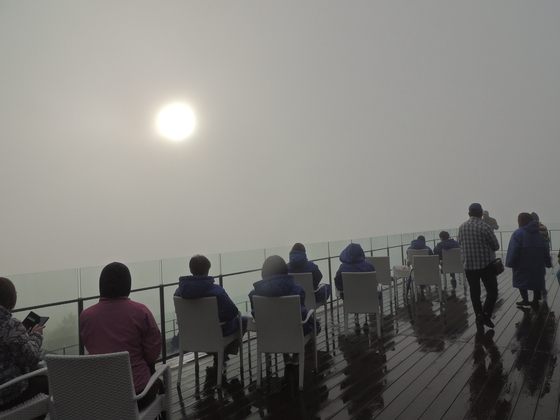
365,256,393,312
173,296,244,388
289,272,328,327
252,295,317,391
0,368,49,420
411,255,443,302
441,248,465,287
44,352,171,420
406,248,429,266
341,271,381,339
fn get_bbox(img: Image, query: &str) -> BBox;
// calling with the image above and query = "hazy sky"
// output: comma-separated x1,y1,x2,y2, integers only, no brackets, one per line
1,1,559,275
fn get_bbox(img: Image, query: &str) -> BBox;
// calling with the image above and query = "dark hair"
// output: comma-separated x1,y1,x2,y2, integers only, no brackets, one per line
189,254,211,276
99,262,132,298
0,277,17,311
417,235,426,242
261,255,288,278
439,231,450,240
291,242,306,252
518,212,533,227
531,212,540,222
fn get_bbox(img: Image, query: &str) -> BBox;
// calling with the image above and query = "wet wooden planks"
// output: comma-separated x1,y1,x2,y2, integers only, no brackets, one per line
169,261,560,420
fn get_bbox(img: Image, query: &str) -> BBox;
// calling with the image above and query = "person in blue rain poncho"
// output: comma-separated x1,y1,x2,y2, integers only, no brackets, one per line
248,255,316,366
174,254,247,338
334,243,375,298
287,242,331,302
505,213,552,308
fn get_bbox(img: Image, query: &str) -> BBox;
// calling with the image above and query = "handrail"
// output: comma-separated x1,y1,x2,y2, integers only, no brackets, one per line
9,227,558,362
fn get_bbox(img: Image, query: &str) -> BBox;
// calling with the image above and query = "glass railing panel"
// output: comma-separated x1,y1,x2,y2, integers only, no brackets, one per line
127,260,162,289
14,302,80,356
10,269,78,308
79,265,103,298
223,271,262,310
401,232,414,248
305,242,330,262
387,234,403,249
265,245,292,261
161,253,221,285
328,239,351,258
388,247,404,267
371,236,388,253
220,249,264,275
351,237,372,253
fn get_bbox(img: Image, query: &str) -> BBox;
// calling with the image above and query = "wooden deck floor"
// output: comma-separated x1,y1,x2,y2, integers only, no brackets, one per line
168,256,560,420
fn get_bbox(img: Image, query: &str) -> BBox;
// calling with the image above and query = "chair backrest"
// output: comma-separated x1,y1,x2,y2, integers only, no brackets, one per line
252,295,305,354
407,249,429,266
365,256,391,286
441,248,465,274
173,296,225,352
289,272,317,309
412,255,441,286
44,352,139,420
341,272,379,313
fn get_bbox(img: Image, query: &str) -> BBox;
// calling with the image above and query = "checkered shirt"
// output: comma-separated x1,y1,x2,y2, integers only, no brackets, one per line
457,216,500,270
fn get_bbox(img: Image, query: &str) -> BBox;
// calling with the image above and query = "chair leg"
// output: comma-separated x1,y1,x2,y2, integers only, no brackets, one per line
299,346,305,391
376,312,382,340
257,352,262,389
217,351,224,388
177,350,184,386
344,311,348,339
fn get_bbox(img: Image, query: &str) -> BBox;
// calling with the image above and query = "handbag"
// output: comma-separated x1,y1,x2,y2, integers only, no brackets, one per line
492,258,505,275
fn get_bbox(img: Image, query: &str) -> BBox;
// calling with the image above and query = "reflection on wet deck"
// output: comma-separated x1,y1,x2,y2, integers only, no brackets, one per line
169,259,560,420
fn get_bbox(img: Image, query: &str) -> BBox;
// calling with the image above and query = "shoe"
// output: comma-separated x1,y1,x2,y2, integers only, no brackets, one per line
476,313,494,329
516,300,531,307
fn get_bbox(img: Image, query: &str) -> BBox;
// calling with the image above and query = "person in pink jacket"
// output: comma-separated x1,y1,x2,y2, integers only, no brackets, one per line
80,262,162,409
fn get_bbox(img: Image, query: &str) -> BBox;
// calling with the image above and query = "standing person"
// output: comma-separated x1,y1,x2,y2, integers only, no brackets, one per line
0,277,48,416
287,243,331,302
458,203,500,329
80,262,162,409
333,243,375,298
482,210,499,230
505,213,552,308
530,212,550,247
174,254,247,342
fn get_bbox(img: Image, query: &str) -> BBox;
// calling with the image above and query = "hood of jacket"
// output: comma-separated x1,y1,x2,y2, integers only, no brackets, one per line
522,220,540,235
410,238,427,249
288,251,308,269
252,274,296,297
339,243,366,264
177,275,216,298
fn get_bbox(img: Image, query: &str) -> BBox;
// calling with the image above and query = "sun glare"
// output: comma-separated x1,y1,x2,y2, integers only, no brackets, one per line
156,103,196,141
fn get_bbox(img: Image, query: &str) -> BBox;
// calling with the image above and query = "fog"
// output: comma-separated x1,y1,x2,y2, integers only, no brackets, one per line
1,1,558,275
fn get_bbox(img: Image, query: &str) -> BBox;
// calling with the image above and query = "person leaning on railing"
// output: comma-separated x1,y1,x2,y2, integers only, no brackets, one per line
0,277,48,417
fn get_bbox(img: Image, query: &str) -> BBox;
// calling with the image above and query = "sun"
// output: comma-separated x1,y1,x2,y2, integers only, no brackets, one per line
156,103,196,141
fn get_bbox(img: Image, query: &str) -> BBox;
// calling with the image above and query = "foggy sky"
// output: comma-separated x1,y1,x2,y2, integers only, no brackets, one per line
1,1,559,275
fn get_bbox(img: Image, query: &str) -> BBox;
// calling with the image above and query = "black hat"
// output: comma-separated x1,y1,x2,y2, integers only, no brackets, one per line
99,262,131,298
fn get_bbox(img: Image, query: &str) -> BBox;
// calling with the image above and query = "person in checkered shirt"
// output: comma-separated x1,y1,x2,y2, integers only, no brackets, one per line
458,203,500,329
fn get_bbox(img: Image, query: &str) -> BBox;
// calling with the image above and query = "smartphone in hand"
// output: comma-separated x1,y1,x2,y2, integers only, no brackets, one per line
22,311,49,330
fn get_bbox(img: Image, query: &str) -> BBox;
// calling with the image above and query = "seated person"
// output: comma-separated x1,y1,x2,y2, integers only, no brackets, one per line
407,235,434,259
433,231,460,261
248,255,316,365
287,242,331,302
80,262,162,410
0,277,48,417
174,254,247,340
334,243,375,298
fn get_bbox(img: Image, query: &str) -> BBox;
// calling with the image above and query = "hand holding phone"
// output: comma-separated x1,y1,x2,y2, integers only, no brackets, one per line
22,311,49,331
